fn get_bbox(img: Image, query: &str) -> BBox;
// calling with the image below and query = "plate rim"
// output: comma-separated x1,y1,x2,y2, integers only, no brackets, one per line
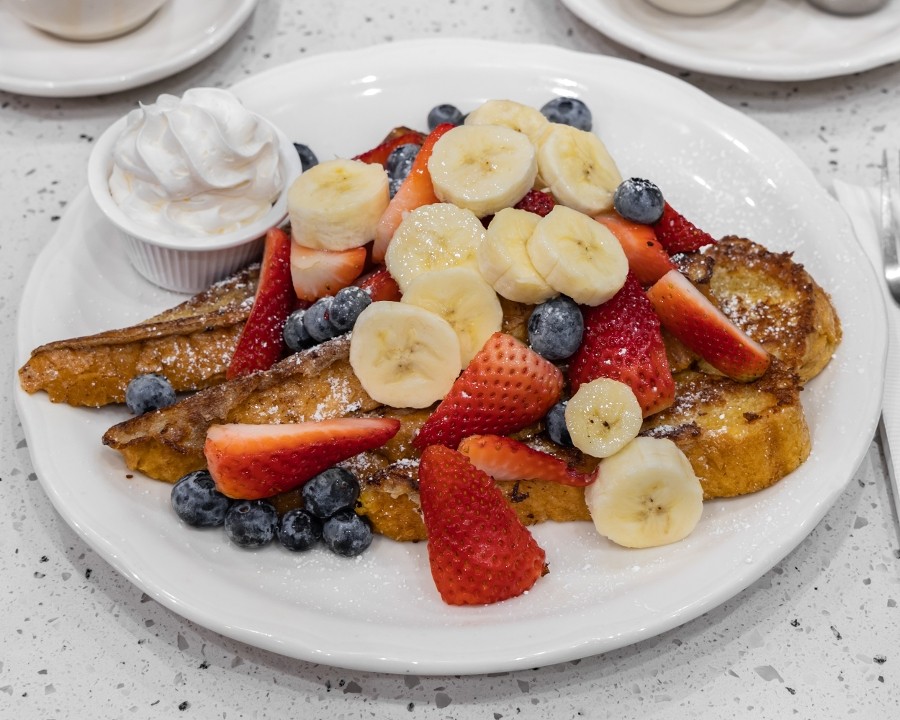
14,38,887,674
0,0,258,98
560,0,900,81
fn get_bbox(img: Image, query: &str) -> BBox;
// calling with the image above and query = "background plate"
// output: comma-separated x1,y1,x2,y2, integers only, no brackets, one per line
14,39,886,674
561,0,900,81
0,0,257,97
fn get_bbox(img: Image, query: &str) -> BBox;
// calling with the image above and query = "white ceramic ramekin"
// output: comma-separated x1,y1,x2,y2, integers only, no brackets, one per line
88,114,302,294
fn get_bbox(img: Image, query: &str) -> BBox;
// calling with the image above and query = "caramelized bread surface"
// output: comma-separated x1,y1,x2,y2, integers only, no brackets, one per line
677,236,841,382
18,266,260,407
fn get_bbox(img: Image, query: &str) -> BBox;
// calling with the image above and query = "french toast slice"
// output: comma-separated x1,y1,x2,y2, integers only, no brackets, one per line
18,265,259,407
99,236,839,541
675,236,842,382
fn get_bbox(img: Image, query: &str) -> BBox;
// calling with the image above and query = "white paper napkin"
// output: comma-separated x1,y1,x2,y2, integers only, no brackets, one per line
832,180,900,508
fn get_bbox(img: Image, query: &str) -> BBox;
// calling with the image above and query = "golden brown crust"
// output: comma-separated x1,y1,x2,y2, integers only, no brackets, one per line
641,362,811,499
101,336,380,482
678,236,842,382
18,266,259,407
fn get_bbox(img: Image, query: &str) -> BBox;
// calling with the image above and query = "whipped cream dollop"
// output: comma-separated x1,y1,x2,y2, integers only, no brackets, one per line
109,87,284,237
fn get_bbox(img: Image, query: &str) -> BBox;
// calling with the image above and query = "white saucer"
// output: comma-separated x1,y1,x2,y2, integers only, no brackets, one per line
561,0,900,81
0,0,258,97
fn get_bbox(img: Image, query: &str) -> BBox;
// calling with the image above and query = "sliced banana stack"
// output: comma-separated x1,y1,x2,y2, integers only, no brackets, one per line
288,158,390,251
478,208,557,304
464,98,552,149
527,205,628,306
401,267,503,365
565,377,643,459
349,302,462,409
538,123,622,216
427,124,537,218
384,203,485,292
584,437,704,549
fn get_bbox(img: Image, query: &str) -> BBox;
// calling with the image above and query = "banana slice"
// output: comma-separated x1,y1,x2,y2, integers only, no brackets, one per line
478,208,557,304
564,377,642,459
464,99,552,149
584,437,703,549
537,123,622,215
402,267,503,365
349,302,462,409
288,158,390,251
384,203,485,292
527,205,628,306
427,124,537,218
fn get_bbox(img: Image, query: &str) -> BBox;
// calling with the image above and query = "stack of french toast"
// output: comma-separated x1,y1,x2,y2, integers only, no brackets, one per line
18,231,841,543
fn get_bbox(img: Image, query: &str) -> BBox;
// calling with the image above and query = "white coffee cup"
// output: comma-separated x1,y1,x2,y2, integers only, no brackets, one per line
644,0,744,14
5,0,169,41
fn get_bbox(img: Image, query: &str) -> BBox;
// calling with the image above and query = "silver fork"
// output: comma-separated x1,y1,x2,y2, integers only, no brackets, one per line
880,150,900,306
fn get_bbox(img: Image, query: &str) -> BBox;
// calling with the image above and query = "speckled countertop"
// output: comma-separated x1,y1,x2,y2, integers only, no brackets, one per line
2,1,899,717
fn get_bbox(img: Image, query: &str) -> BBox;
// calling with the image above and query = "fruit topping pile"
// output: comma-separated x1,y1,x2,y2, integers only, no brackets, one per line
159,97,774,607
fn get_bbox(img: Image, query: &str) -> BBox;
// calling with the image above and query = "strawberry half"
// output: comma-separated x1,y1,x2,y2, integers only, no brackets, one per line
514,189,556,217
413,332,564,450
226,227,295,380
371,122,455,263
353,265,402,302
568,272,675,417
205,418,401,500
646,269,770,381
652,202,716,255
458,434,596,487
418,445,547,606
290,243,367,302
354,127,425,167
595,213,676,286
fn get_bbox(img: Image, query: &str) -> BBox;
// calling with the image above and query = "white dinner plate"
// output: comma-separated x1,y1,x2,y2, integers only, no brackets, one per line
0,0,257,97
14,39,886,674
561,0,900,81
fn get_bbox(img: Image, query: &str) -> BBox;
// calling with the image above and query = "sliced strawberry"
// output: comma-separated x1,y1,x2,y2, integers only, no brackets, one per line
413,332,563,450
595,213,676,286
646,269,770,381
353,265,402,302
371,122,455,263
205,418,401,500
226,227,295,380
418,445,547,606
514,189,556,217
568,272,675,417
458,434,596,487
354,127,426,167
290,243,367,302
652,202,716,255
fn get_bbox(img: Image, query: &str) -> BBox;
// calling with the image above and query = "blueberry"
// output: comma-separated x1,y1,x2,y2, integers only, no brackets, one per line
125,373,176,415
540,97,592,132
613,178,665,225
322,509,373,557
283,308,315,352
545,401,574,448
224,500,278,548
427,103,464,131
277,508,323,552
303,296,338,343
170,470,232,527
293,143,319,172
386,143,420,197
301,467,360,519
328,286,371,333
527,296,584,361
